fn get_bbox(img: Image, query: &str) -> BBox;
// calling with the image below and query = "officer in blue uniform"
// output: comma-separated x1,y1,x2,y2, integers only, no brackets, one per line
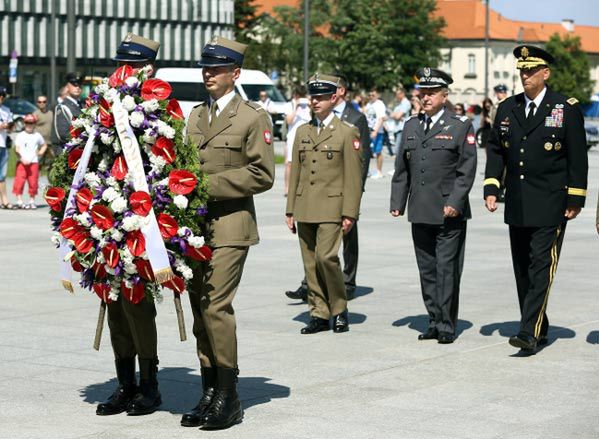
484,45,588,352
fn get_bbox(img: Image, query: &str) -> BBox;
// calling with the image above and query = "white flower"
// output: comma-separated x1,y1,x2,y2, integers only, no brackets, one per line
122,95,137,112
108,291,119,301
111,196,128,213
188,235,205,248
98,238,107,248
154,290,164,304
70,137,83,146
96,83,109,95
155,120,176,139
111,229,124,242
96,253,105,263
100,132,114,145
102,187,119,202
175,259,194,281
125,76,139,88
71,118,86,128
173,195,188,210
149,154,167,173
97,156,110,172
130,111,145,128
74,212,92,227
124,262,137,274
113,138,122,153
50,232,62,246
104,88,119,103
105,266,116,275
105,177,119,188
123,279,132,289
142,128,157,145
91,143,99,153
177,226,191,237
141,99,160,113
121,247,133,263
90,226,103,240
84,172,102,189
122,215,142,232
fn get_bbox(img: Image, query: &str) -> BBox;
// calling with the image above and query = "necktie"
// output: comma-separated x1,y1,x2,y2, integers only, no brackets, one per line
526,102,536,122
209,102,218,125
424,117,432,134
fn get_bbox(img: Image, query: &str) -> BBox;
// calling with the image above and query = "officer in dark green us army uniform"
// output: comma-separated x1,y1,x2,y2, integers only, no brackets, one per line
390,68,477,344
96,33,163,418
286,74,363,335
484,45,588,352
181,36,275,430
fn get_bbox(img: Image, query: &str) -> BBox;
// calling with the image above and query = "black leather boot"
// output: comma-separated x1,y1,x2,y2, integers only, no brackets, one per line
181,367,217,427
201,368,243,430
127,358,162,416
96,358,137,416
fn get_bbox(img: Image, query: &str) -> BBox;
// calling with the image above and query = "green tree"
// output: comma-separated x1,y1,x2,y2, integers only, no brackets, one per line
545,33,594,105
234,0,259,40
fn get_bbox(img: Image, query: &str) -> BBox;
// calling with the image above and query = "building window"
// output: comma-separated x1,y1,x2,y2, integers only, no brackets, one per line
464,54,477,79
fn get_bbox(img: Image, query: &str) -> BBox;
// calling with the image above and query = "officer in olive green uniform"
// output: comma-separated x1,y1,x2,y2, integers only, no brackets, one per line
286,74,363,335
97,33,163,418
181,37,275,430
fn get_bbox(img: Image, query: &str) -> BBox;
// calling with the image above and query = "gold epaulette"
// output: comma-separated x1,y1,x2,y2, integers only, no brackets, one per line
567,97,579,106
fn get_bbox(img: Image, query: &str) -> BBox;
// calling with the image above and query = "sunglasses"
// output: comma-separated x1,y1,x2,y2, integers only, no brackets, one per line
38,100,47,103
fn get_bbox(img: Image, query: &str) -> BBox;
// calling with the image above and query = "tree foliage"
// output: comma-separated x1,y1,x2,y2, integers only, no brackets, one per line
545,33,594,105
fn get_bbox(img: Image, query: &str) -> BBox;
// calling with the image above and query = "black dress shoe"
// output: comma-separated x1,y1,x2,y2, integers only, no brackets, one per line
201,368,243,430
181,367,216,427
346,287,356,301
509,333,537,351
97,358,137,416
437,332,455,344
538,335,548,346
300,317,330,334
127,358,161,416
285,285,308,301
333,311,349,333
418,328,438,340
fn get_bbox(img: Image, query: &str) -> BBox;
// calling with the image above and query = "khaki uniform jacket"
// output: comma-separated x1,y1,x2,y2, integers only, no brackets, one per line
186,94,275,248
286,116,362,222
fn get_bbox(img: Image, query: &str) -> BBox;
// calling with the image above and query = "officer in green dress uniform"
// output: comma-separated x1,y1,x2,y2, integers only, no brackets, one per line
181,36,275,430
96,33,163,417
286,74,363,335
484,45,588,351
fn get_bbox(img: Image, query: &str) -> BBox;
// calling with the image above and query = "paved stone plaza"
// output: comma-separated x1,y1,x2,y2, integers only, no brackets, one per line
1,146,598,438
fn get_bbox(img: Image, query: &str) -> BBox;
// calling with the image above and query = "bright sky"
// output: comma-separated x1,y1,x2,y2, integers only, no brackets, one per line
491,0,599,27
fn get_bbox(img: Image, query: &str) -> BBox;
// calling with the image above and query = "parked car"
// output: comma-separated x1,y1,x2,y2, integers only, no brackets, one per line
3,97,37,132
584,119,599,149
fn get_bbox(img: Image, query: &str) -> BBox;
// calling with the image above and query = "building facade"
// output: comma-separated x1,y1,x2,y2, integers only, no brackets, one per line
0,0,235,102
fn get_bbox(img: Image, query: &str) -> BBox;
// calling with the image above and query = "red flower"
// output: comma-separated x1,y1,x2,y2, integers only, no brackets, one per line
75,188,93,213
162,275,185,294
130,191,152,216
108,65,134,88
111,155,128,180
90,204,114,230
45,187,66,212
126,230,146,257
186,245,213,262
151,137,176,164
98,98,114,128
166,99,184,120
141,78,172,101
157,213,178,239
93,283,113,304
69,125,82,139
68,148,83,170
72,230,94,253
121,280,145,304
168,170,197,195
92,260,107,279
85,97,94,108
134,258,155,282
102,242,120,268
70,256,85,272
60,218,83,239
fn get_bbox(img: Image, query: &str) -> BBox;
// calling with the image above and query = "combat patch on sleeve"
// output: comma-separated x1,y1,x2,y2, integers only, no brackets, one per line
353,139,360,150
467,133,476,145
263,130,272,145
567,97,579,106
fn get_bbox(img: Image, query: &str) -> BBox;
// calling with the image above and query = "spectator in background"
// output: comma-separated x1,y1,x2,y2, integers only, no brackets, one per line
0,86,14,209
490,84,508,123
13,114,46,209
52,72,83,148
365,88,387,179
389,86,412,155
453,103,466,116
257,90,275,125
410,95,423,116
284,85,311,196
480,97,494,148
33,95,54,171
467,104,482,133
350,92,363,112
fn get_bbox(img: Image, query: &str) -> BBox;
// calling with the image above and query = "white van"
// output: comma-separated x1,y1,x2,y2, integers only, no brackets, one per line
155,68,288,139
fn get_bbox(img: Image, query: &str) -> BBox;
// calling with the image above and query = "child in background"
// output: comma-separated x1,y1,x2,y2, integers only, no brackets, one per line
13,114,46,209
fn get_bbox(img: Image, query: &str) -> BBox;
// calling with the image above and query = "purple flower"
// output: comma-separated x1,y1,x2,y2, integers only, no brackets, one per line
196,206,208,216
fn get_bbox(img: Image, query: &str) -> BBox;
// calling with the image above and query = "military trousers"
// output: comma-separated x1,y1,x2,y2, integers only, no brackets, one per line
509,222,567,339
107,297,157,360
411,220,467,335
189,246,249,369
298,222,347,319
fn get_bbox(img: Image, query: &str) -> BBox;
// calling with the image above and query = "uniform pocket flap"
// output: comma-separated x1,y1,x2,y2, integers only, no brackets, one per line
323,144,342,152
327,188,343,197
213,135,242,149
431,142,458,150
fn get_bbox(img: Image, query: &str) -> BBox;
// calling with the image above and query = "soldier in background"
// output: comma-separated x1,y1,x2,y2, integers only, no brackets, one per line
52,72,82,148
390,68,477,344
182,36,275,430
484,45,588,352
286,74,363,335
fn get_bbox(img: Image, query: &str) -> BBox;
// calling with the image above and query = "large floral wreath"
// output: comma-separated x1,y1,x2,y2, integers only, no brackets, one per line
47,65,211,305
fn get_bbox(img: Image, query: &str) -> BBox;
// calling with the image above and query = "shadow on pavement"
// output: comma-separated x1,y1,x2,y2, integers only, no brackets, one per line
292,311,367,325
480,321,576,347
392,314,473,336
80,367,290,415
586,330,599,344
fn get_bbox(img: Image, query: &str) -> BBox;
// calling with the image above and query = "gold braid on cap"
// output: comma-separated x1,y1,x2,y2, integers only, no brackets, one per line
516,57,548,69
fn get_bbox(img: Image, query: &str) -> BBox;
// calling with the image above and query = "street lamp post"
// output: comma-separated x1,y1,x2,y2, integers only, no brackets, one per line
67,0,76,73
303,0,309,84
484,0,490,98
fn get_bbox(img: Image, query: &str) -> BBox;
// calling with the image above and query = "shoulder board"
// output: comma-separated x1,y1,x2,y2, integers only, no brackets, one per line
567,97,579,106
451,115,469,123
243,101,264,111
342,120,355,128
192,101,205,109
405,114,418,122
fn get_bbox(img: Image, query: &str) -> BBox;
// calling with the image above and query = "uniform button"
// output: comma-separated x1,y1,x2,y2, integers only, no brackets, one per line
520,149,524,153
311,170,315,174
422,144,427,148
312,159,316,163
421,169,425,173
421,181,425,185
200,159,205,165
519,161,523,166
225,141,229,146
520,175,524,180
310,182,314,185
421,156,426,160
200,145,206,150
523,136,527,140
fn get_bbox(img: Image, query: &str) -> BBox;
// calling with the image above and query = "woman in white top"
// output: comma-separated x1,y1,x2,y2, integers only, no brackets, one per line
13,114,47,209
284,86,312,196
